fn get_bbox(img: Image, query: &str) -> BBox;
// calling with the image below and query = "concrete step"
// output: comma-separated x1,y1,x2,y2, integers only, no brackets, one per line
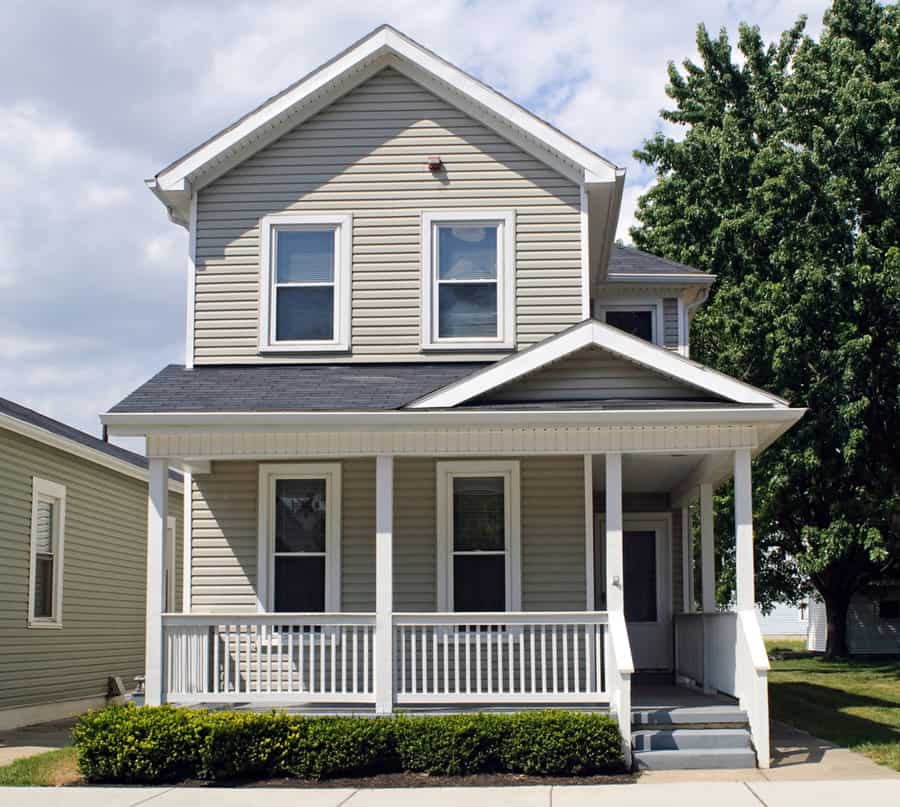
634,747,758,770
632,706,748,728
632,727,751,752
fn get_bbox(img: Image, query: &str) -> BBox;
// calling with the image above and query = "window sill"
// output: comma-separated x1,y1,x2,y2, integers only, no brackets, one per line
421,342,516,353
28,620,63,630
258,343,350,355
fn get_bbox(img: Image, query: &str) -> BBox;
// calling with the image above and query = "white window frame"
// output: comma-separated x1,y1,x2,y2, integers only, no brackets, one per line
257,463,342,613
28,477,66,628
436,460,521,612
258,213,352,353
595,298,664,347
421,210,516,351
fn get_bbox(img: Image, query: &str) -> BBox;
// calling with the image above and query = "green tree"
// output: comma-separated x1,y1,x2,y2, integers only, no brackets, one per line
632,0,900,656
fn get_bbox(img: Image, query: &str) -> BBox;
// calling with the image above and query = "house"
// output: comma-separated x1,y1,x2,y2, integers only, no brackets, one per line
807,588,900,655
101,26,805,769
0,397,183,730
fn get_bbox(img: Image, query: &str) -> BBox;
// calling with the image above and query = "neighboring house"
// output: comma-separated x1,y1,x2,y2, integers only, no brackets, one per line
101,26,804,769
756,602,809,638
807,587,900,654
0,397,183,730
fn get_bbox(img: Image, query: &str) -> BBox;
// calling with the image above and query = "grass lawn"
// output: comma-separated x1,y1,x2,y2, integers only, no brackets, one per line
766,642,900,772
0,747,79,786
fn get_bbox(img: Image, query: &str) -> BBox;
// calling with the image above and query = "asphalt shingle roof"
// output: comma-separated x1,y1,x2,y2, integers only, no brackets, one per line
607,245,712,278
109,363,490,413
0,395,181,480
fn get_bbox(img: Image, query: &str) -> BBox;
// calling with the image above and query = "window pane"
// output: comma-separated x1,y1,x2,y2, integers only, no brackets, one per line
624,531,657,622
33,555,53,618
438,284,497,338
34,499,54,554
276,229,335,283
437,225,497,280
454,555,505,611
276,286,334,341
453,477,504,551
274,556,325,612
275,479,326,553
605,310,653,342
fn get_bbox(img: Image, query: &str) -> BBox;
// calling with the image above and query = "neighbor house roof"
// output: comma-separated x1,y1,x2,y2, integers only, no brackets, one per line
108,363,490,414
606,246,715,284
0,395,182,487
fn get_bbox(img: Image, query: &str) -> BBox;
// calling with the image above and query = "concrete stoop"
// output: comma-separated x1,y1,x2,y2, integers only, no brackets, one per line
632,706,757,770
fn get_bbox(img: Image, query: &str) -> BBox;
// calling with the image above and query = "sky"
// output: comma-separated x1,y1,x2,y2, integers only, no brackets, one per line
0,0,830,450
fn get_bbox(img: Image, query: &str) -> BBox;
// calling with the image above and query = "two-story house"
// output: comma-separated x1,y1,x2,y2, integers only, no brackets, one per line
102,26,804,770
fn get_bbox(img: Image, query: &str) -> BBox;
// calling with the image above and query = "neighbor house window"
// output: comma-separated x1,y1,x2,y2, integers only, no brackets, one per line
28,478,66,627
421,211,515,350
436,461,521,611
258,463,341,612
259,214,351,352
597,302,661,345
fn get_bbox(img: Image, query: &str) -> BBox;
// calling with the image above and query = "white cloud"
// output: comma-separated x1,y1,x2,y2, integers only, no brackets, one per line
0,0,833,447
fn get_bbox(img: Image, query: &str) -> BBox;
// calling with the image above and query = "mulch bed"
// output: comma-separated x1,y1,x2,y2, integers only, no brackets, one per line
174,772,637,788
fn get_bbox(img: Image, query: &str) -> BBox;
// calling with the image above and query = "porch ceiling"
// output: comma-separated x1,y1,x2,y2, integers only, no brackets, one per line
593,453,704,493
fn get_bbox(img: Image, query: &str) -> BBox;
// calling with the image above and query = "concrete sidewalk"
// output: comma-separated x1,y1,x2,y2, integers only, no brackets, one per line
1,780,899,806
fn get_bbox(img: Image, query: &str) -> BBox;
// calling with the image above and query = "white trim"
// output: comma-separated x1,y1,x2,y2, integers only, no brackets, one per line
420,210,516,351
257,462,342,613
185,192,197,369
580,187,590,319
258,213,352,353
374,455,393,714
182,471,192,613
165,515,177,612
583,454,595,610
27,477,66,628
410,320,790,408
595,297,664,347
436,460,521,612
154,26,616,196
676,297,688,357
0,412,183,493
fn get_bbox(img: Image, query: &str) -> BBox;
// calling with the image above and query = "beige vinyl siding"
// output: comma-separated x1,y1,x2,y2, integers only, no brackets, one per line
191,456,587,614
194,67,582,364
0,428,182,711
478,346,703,403
663,298,679,349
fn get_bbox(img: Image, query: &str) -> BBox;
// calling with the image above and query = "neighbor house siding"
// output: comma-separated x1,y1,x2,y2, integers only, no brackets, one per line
479,346,701,403
193,67,583,365
0,428,182,712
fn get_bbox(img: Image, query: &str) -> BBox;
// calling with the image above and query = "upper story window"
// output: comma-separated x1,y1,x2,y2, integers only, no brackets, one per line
597,301,662,346
421,211,515,351
29,477,66,628
258,214,352,352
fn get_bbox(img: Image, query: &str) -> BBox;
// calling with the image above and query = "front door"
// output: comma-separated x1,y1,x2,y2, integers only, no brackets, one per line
595,516,672,670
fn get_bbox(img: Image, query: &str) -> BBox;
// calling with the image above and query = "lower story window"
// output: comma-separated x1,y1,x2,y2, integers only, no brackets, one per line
437,461,521,612
259,464,341,613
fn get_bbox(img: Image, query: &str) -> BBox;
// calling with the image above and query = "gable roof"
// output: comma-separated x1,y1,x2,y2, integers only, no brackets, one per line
0,395,182,486
606,245,715,284
409,319,790,409
150,25,620,218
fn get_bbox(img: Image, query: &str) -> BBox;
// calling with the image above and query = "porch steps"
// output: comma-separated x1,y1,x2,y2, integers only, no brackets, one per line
631,707,756,770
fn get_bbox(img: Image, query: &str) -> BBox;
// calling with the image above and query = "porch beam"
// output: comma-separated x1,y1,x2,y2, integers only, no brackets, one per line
145,458,169,705
700,483,716,612
734,448,755,611
604,453,624,613
374,455,394,714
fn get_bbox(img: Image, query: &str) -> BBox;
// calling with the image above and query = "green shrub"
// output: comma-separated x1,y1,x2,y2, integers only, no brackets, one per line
73,704,624,783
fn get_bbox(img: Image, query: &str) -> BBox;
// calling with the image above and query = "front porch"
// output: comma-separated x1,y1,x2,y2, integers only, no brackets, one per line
136,426,778,768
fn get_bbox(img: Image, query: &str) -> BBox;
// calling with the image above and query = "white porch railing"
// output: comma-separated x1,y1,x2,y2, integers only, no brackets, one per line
392,612,610,704
163,613,376,703
674,611,770,768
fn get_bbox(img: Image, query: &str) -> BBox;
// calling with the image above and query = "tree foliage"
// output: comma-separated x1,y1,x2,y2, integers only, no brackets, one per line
632,0,900,655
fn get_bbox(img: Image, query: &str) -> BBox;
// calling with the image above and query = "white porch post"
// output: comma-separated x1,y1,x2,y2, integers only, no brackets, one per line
700,482,716,612
734,449,754,611
145,458,168,706
374,455,394,714
604,453,624,613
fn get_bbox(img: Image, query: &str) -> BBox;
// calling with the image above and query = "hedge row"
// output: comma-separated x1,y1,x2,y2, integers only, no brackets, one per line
73,705,624,783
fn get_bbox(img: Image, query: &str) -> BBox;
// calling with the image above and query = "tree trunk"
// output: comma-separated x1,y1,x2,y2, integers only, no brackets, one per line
822,590,851,658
